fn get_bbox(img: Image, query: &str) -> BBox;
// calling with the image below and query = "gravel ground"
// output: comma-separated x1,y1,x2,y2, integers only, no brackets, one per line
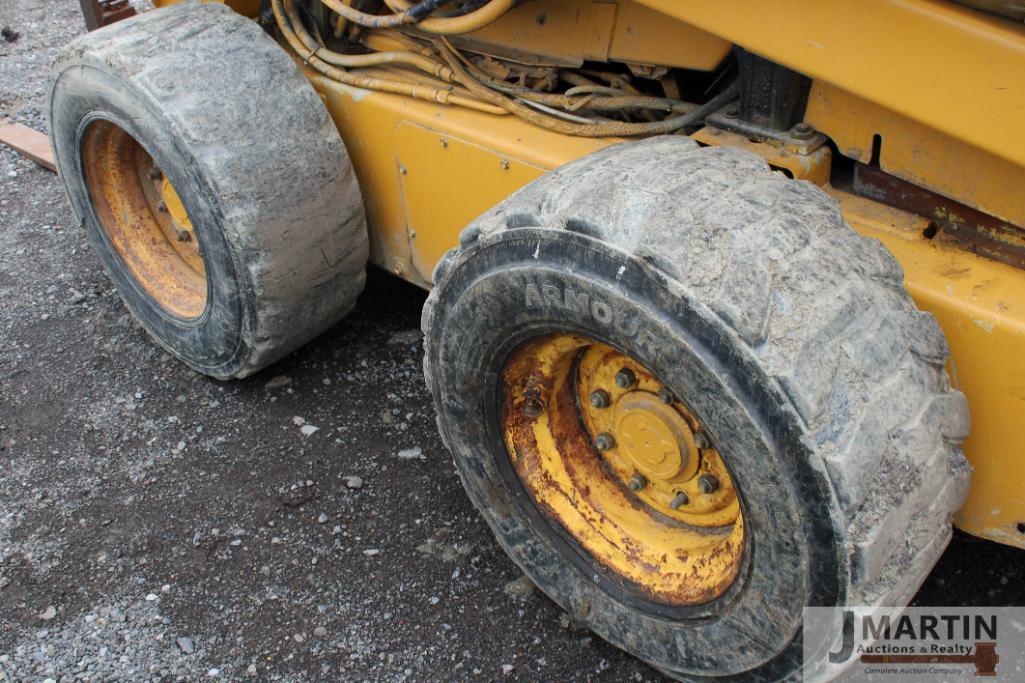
2,1,1024,681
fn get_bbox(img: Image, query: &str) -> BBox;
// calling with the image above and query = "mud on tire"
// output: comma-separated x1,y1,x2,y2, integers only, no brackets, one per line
50,2,368,379
422,137,971,680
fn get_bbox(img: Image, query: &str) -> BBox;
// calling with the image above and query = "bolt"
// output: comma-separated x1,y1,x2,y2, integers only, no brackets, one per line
791,122,815,140
440,138,448,148
724,105,739,119
175,229,192,243
589,389,611,409
697,473,720,494
627,473,647,492
658,388,674,404
595,432,616,451
156,200,168,213
693,432,710,449
521,399,544,418
669,492,689,509
500,159,510,170
614,368,636,389
147,167,162,181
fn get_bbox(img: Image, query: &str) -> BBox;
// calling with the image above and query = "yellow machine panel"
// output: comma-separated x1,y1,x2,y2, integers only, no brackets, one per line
395,123,546,281
310,67,1025,547
806,81,1025,230
635,0,1025,170
452,0,731,71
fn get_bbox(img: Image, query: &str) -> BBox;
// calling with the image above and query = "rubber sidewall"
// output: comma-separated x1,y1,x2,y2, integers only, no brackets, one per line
427,229,842,679
51,65,249,376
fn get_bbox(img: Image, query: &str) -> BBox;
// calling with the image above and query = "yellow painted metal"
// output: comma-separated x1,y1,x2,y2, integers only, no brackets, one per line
501,334,744,604
691,126,832,185
451,0,729,70
308,67,613,286
396,124,545,281
806,81,1025,229
613,393,701,483
576,346,739,528
609,1,731,71
160,176,192,231
450,0,615,66
827,190,1025,548
81,120,206,319
307,69,1025,547
635,0,1025,170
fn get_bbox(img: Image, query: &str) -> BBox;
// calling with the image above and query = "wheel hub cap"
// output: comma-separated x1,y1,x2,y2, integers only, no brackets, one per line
613,391,700,483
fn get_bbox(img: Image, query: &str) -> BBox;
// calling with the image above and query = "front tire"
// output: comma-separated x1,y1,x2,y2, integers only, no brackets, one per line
50,2,368,379
422,138,970,679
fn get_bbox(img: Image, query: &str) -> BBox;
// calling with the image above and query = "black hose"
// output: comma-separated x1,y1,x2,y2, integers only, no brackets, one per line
672,80,740,130
406,0,448,20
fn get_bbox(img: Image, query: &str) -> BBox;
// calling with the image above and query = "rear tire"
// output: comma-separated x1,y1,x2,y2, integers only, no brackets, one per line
422,138,971,680
50,2,368,379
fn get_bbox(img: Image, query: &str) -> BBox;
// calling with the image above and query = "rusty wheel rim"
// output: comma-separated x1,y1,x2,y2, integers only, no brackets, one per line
81,120,207,319
500,333,744,606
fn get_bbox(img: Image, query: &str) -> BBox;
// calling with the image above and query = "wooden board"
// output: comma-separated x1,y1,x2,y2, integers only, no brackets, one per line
0,122,56,172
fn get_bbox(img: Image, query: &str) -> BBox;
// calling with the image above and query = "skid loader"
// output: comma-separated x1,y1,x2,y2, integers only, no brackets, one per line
50,0,1025,678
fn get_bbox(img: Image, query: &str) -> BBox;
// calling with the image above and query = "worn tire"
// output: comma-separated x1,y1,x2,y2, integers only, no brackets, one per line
422,138,971,680
50,2,368,379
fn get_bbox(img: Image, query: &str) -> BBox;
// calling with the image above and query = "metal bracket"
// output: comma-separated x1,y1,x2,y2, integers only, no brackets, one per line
705,105,827,156
79,0,136,32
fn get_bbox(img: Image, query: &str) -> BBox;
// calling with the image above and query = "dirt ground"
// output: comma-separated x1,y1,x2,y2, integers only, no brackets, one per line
2,1,1024,681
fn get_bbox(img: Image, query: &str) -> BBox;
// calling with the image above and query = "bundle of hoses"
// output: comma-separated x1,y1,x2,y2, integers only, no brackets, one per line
272,0,739,137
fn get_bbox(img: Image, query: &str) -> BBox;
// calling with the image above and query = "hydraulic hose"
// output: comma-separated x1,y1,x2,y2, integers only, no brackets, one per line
437,41,698,116
273,0,506,114
317,0,449,29
276,0,730,136
382,0,516,34
436,39,738,137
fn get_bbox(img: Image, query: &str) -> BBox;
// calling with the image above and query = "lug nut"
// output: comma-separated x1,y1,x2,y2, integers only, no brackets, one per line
614,368,636,389
156,200,168,213
176,229,192,243
791,122,815,140
627,473,648,492
595,432,616,451
669,492,689,509
147,167,162,181
521,398,544,418
658,388,674,404
697,473,720,494
589,389,611,409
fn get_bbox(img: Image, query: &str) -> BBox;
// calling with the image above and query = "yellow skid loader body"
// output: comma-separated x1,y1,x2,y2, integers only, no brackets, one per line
162,0,1025,548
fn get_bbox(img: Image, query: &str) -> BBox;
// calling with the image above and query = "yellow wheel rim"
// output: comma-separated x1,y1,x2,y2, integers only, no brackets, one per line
500,333,744,606
82,120,206,319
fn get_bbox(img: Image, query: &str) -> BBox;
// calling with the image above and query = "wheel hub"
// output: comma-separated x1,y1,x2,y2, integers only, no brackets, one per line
499,333,744,606
159,175,194,237
81,120,206,319
613,391,699,484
